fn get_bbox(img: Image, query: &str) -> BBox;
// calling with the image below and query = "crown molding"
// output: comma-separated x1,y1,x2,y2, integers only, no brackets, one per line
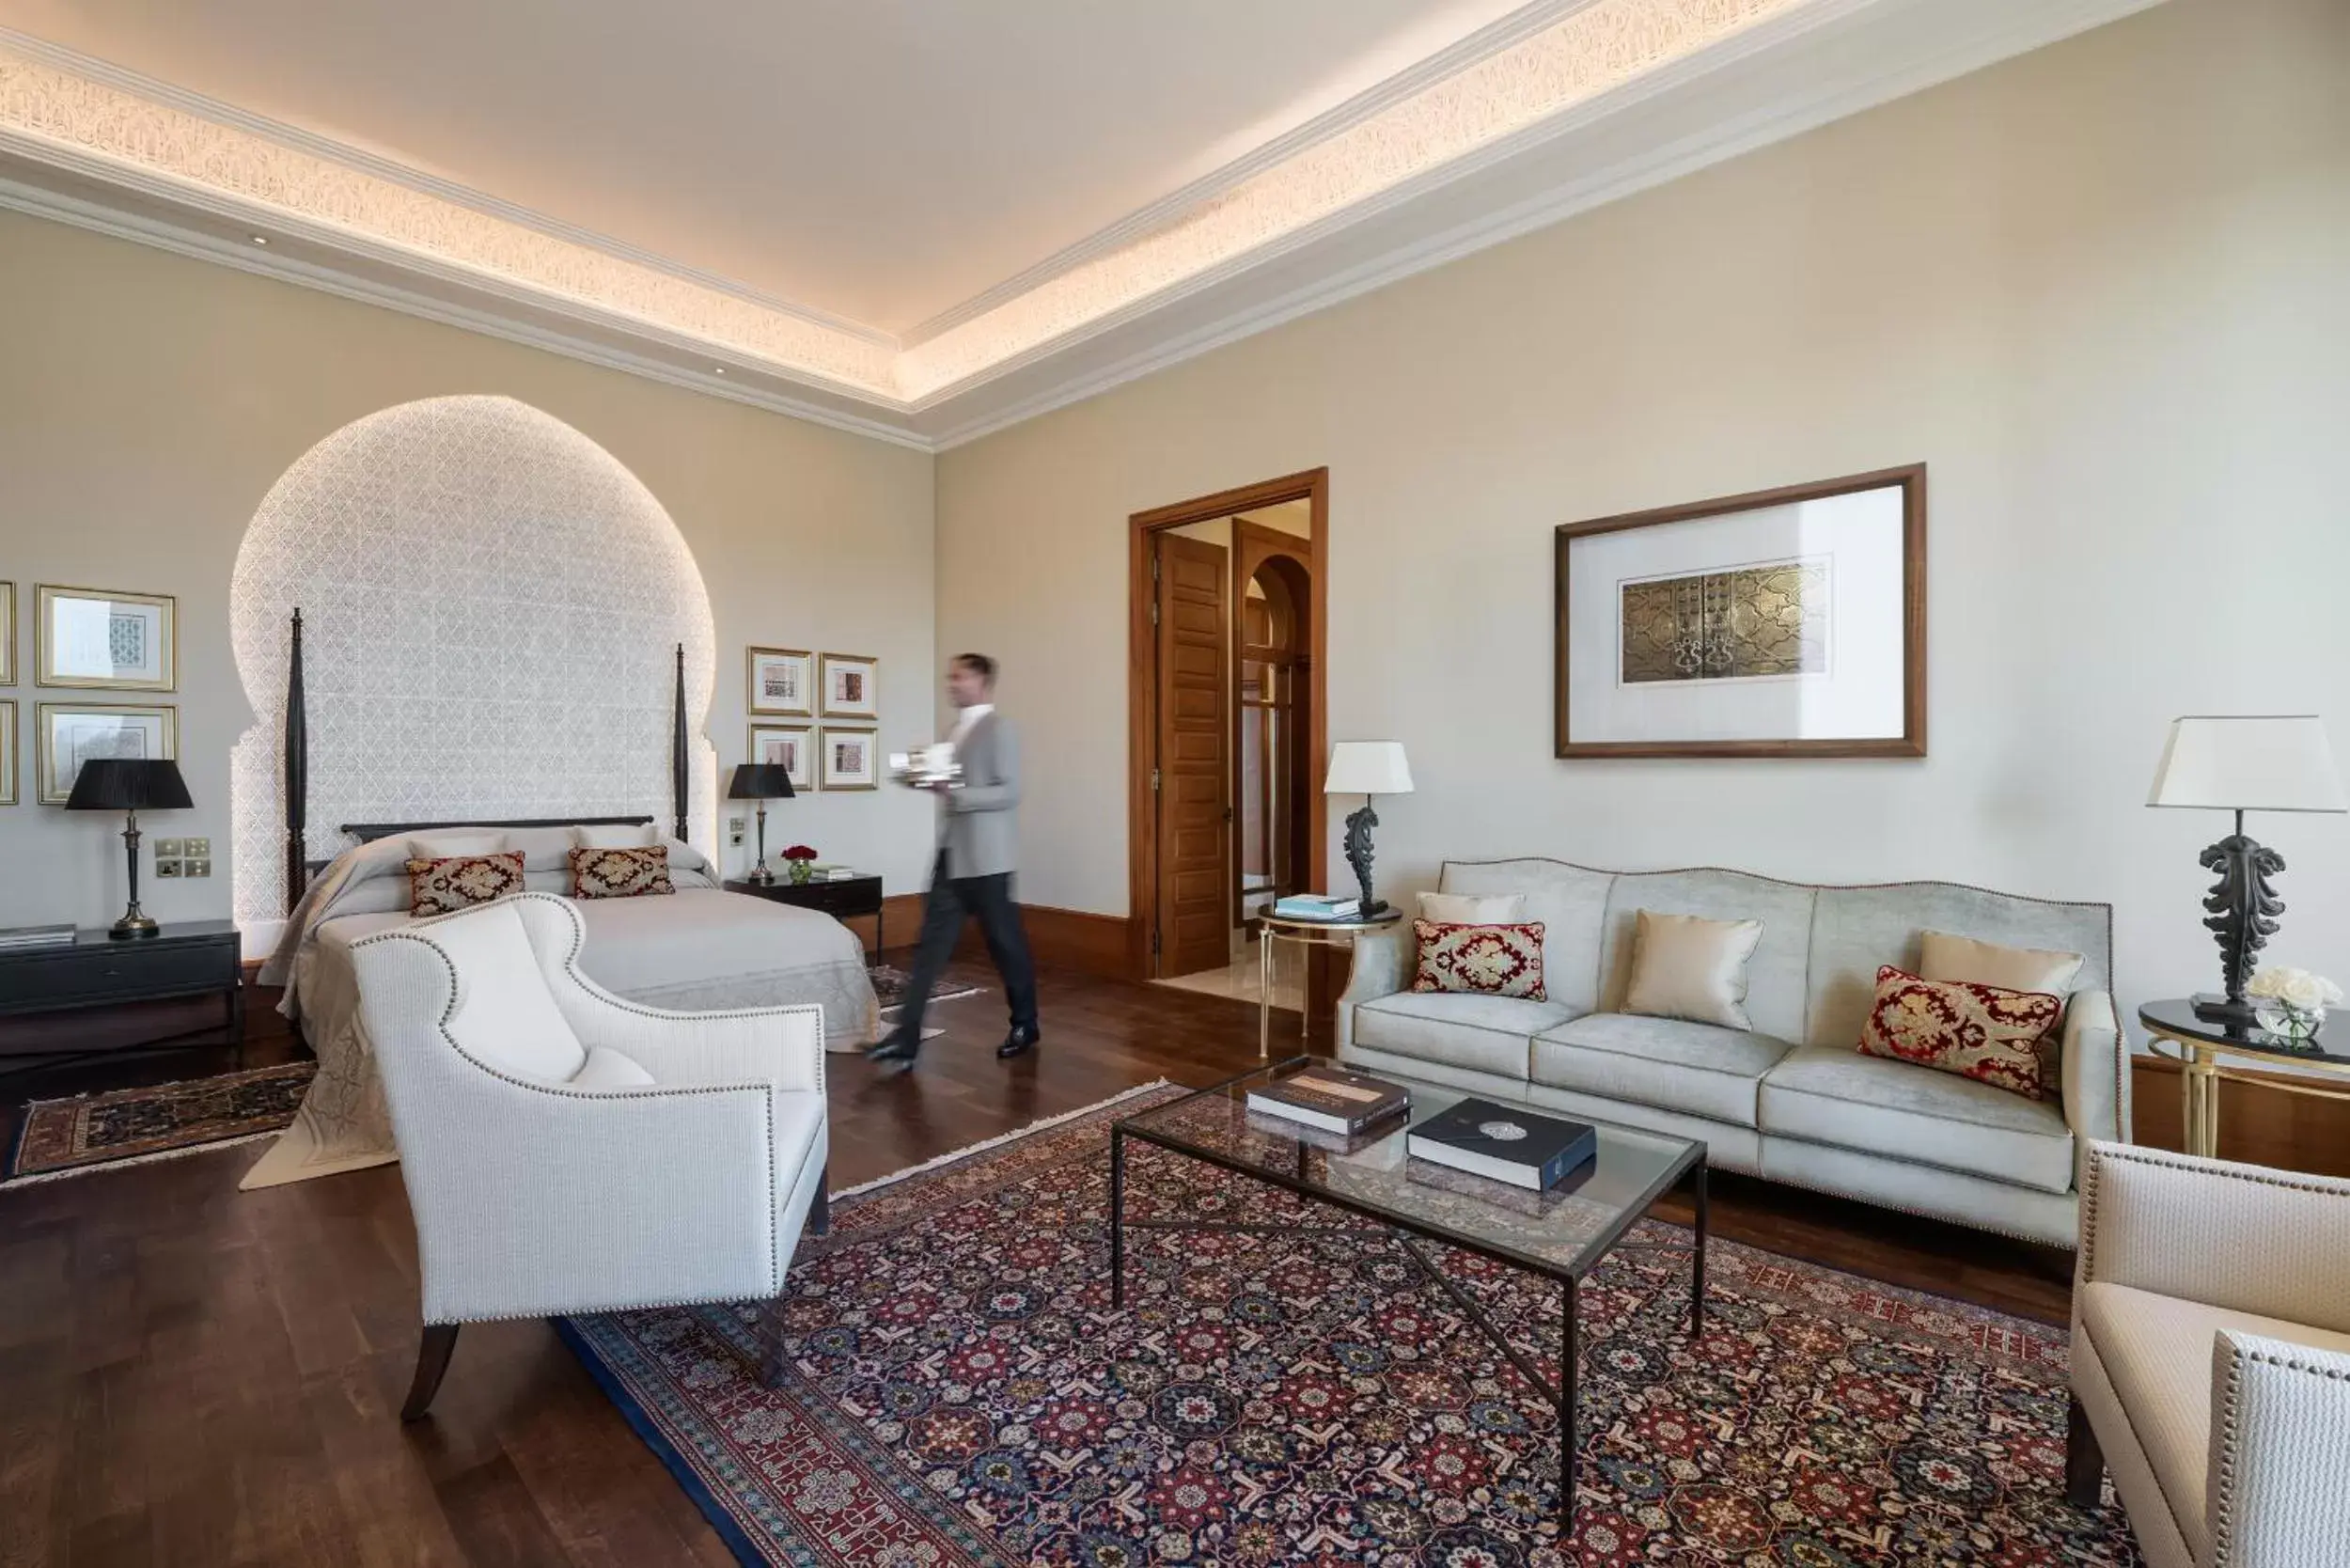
0,0,2167,449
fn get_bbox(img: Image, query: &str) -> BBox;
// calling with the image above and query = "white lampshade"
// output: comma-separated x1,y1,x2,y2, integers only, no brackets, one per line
2147,715,2347,813
1324,741,1414,796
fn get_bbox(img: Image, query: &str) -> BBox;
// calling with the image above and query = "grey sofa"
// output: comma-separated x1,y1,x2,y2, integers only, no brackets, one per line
1337,859,2124,1247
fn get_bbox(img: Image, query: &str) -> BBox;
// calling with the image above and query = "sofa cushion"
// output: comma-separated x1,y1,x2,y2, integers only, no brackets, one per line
1532,1012,1792,1129
1855,964,2061,1101
1437,860,1613,1014
1623,910,1764,1030
2078,1282,2350,1563
1919,930,2085,998
1759,1044,2075,1193
1418,891,1525,924
1352,992,1574,1079
1599,870,1817,1043
1412,919,1547,998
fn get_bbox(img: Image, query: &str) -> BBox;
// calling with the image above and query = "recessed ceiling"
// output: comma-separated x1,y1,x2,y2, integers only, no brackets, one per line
0,0,2167,447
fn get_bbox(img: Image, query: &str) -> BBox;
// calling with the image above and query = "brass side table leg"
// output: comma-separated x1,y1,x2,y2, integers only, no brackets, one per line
2183,1043,2221,1159
1259,927,1274,1060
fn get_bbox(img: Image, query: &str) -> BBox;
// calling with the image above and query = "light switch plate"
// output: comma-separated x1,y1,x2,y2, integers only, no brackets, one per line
728,816,745,847
184,858,212,878
155,838,184,857
183,836,212,857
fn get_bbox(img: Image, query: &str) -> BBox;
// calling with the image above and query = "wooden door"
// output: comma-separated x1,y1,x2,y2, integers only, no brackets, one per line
1154,533,1230,977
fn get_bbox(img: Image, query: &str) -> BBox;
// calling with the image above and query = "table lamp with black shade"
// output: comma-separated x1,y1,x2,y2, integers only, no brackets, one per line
727,762,796,886
1323,741,1414,917
66,758,193,939
2147,715,2346,1022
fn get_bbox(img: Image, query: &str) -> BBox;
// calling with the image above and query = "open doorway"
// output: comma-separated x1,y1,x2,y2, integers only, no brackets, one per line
1128,471,1327,1005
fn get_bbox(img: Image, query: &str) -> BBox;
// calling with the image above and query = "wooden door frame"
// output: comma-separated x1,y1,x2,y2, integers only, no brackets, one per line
1230,521,1314,931
1130,468,1328,980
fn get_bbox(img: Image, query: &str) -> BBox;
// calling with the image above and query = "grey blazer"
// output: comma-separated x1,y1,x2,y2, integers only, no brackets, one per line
940,712,1020,880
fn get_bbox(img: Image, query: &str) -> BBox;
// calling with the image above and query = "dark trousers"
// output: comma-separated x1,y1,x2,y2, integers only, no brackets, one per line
891,853,1038,1044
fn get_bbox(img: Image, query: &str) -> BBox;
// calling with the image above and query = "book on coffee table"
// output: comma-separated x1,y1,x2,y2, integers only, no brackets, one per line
1407,1098,1596,1190
1245,1066,1409,1136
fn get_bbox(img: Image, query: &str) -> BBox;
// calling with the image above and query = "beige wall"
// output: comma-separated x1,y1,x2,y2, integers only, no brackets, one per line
936,0,2350,1012
0,212,936,933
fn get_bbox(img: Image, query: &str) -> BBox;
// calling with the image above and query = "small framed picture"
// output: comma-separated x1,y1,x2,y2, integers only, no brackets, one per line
747,723,815,792
0,701,16,807
37,702,176,805
37,585,177,692
819,727,879,791
1,582,15,685
820,652,878,720
747,646,812,716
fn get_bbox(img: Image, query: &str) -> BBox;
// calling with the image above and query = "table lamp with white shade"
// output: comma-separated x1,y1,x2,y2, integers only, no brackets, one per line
1324,741,1414,917
2147,714,2346,1021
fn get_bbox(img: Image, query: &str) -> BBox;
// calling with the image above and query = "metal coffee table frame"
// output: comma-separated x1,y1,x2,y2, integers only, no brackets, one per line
1108,1058,1707,1525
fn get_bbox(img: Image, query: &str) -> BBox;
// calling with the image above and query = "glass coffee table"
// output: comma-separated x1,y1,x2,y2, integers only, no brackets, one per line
1109,1056,1707,1524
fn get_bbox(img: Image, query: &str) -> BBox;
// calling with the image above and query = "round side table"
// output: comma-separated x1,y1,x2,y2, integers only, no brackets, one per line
2138,997,2350,1158
1254,910,1404,1059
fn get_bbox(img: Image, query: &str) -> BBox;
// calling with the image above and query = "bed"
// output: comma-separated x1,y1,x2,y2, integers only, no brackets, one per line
240,619,876,1190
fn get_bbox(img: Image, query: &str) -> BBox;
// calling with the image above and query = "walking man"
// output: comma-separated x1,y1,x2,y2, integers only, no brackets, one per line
867,653,1041,1066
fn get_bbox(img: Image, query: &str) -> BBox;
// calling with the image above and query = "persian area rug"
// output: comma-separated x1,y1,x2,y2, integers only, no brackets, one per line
869,963,984,1014
559,1083,2139,1566
6,1060,316,1184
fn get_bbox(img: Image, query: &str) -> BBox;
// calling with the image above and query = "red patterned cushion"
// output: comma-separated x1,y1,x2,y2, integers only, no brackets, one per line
570,844,675,901
1411,919,1547,1000
405,852,525,917
1856,964,2061,1100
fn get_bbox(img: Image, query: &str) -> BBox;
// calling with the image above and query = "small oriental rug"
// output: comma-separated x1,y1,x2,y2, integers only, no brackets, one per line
560,1084,2140,1565
869,963,985,1014
6,1060,316,1184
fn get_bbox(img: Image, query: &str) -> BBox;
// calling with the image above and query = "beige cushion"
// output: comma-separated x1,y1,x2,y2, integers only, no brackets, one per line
408,830,509,859
1919,930,2084,997
1622,909,1763,1030
2078,1282,2350,1564
1759,1044,2076,1193
1531,1012,1792,1128
1418,890,1526,923
573,822,659,850
1351,991,1574,1079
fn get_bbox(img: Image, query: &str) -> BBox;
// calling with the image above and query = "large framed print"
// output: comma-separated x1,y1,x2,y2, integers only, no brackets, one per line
819,727,878,791
819,652,878,720
0,701,15,806
37,585,177,691
747,722,815,792
36,702,177,805
1555,465,1925,758
747,646,812,716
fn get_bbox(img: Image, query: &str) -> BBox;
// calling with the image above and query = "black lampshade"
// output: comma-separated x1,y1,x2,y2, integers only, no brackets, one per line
727,762,795,802
66,758,193,812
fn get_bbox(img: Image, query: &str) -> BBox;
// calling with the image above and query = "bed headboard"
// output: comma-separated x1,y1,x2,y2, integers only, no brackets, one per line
281,608,690,898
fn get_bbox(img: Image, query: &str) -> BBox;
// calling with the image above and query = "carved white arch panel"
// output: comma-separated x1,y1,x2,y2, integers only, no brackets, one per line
230,395,716,925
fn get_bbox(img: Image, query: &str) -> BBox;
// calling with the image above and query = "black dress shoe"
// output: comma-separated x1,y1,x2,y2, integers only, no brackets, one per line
996,1025,1042,1059
865,1034,921,1067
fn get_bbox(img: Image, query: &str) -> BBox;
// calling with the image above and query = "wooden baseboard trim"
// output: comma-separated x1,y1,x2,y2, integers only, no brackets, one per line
2129,1054,2350,1179
939,901,1135,980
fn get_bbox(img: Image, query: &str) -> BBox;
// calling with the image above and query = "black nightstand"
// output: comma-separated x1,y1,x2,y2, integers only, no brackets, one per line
725,876,887,960
0,920,245,1068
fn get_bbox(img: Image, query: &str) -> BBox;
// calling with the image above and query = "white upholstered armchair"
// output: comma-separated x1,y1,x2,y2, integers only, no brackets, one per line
2069,1141,2350,1568
348,893,830,1419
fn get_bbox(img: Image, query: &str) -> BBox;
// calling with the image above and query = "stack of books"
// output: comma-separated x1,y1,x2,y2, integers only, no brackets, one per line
1245,1066,1409,1136
0,923,75,951
1272,893,1360,922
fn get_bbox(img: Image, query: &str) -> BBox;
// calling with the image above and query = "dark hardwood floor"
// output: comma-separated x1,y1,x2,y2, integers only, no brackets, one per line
1,956,2076,1567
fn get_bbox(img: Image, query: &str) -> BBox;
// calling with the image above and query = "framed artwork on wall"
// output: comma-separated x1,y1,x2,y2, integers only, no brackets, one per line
747,722,815,792
819,727,878,791
819,652,878,720
747,646,812,716
1,581,14,685
37,585,177,692
36,702,177,805
1554,464,1926,759
0,701,15,806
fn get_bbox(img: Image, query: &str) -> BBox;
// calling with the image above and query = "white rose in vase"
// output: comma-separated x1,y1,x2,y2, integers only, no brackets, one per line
2246,966,2342,1039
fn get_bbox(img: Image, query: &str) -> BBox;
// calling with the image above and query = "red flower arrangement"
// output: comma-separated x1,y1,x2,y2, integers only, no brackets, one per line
780,843,820,884
781,845,818,861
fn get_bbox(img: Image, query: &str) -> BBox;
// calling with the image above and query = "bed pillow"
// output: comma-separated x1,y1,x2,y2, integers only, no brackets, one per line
1417,891,1527,924
407,830,509,860
1856,964,2061,1100
1412,919,1548,999
572,823,659,850
1622,909,1763,1030
570,845,676,901
1919,930,2085,999
405,852,526,917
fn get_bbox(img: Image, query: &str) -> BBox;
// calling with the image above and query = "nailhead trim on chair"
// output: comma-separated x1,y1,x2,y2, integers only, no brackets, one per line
352,895,826,1294
2209,1341,2350,1568
2078,1142,2350,1287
